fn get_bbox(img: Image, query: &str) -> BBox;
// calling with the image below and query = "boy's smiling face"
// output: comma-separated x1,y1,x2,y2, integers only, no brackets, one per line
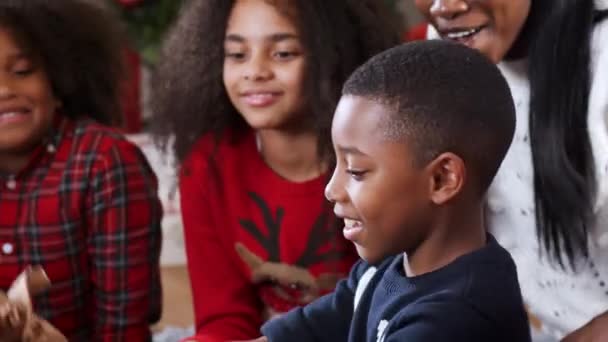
325,96,434,264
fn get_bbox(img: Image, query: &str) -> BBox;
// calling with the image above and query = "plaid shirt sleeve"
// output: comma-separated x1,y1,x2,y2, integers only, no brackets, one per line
85,137,163,341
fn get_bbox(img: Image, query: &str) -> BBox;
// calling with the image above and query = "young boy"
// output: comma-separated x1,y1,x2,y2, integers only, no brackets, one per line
251,40,532,341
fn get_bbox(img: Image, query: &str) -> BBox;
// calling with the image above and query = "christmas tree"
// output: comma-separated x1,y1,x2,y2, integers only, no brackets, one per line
110,0,183,65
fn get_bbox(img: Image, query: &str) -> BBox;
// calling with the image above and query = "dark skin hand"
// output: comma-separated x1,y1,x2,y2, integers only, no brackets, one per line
562,311,608,342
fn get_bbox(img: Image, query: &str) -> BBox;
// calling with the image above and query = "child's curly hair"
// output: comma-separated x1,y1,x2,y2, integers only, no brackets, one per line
0,0,125,125
152,0,400,163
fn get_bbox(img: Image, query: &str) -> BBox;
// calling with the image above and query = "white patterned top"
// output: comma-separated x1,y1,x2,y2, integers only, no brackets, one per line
487,3,608,338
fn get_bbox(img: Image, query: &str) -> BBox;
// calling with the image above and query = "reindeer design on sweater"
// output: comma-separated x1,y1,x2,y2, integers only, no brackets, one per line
236,192,350,315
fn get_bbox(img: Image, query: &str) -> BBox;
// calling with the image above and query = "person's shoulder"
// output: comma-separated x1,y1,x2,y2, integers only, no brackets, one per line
183,128,253,166
460,235,530,339
187,132,219,159
393,235,528,336
378,239,530,341
427,235,519,298
62,119,156,186
470,234,519,280
386,298,530,342
461,235,522,299
70,119,143,159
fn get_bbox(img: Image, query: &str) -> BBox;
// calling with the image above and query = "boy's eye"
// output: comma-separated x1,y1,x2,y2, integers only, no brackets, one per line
346,169,367,181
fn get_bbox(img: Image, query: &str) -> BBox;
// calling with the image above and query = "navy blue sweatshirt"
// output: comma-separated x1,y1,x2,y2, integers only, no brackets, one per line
261,234,531,341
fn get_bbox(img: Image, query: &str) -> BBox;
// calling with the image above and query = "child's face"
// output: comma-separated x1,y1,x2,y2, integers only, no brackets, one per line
223,0,306,131
325,96,433,265
415,0,531,63
0,27,57,160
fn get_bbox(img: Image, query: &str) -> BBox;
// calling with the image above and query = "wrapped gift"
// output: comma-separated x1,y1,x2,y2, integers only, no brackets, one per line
0,266,67,342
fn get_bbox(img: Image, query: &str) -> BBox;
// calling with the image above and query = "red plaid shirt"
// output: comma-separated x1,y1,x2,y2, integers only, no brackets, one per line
0,117,162,341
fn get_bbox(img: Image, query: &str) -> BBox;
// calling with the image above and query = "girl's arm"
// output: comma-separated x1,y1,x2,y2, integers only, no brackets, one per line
180,154,263,342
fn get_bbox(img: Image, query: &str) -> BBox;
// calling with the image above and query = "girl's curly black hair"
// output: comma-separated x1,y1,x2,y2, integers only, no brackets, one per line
151,0,400,163
0,0,126,125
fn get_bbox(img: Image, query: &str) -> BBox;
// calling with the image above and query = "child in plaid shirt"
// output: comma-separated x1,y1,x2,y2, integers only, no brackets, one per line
0,1,162,340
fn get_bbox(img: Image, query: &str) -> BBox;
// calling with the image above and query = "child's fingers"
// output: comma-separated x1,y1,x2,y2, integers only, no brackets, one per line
235,242,265,270
235,242,330,302
255,263,318,291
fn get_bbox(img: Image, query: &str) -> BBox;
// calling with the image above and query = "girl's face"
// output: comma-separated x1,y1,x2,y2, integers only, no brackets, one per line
223,0,307,131
414,0,531,63
0,27,58,167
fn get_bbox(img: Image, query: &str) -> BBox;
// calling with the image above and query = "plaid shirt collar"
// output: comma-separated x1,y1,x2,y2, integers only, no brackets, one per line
1,115,71,182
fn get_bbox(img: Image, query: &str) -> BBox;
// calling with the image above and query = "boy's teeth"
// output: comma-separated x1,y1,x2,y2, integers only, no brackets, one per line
344,219,361,228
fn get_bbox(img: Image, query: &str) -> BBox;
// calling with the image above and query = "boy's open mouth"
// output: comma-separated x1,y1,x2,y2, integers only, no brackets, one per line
343,218,363,241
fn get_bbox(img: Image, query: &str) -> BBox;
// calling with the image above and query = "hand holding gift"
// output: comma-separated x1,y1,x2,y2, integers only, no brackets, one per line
0,266,67,342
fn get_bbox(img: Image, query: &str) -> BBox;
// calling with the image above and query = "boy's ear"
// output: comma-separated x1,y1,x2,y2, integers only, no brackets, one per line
425,152,465,205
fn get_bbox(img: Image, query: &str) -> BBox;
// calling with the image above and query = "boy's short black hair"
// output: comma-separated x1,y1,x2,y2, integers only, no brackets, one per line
0,1,125,125
343,40,515,193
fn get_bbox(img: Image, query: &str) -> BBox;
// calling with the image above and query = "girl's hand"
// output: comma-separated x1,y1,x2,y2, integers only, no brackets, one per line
562,311,608,342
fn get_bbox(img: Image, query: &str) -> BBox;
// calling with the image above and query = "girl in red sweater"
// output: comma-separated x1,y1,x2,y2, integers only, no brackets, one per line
151,1,399,341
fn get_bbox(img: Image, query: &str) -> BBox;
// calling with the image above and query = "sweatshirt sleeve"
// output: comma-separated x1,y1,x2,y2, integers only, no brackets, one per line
261,260,370,342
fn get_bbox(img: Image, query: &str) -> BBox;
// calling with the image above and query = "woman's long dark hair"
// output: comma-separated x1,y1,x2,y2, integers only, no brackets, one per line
527,0,607,268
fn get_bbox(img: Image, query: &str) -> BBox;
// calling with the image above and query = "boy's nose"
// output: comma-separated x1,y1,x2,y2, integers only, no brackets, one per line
325,170,346,204
324,182,336,203
430,0,469,19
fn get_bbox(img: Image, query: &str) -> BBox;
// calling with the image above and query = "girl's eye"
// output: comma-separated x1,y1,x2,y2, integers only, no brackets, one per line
14,68,33,76
273,51,300,60
346,169,367,181
225,51,246,60
13,61,35,76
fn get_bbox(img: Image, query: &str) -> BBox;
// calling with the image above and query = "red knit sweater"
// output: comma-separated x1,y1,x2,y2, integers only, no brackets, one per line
179,129,357,342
